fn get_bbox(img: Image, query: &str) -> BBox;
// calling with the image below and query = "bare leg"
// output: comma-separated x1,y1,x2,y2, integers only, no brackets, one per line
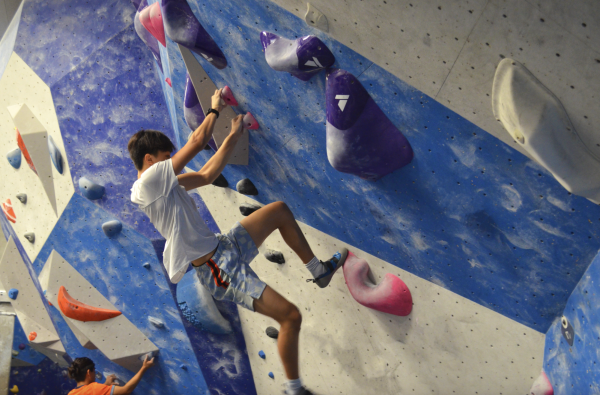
253,285,302,380
240,201,315,263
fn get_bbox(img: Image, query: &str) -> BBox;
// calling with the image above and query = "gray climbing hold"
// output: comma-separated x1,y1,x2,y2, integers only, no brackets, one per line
179,364,187,370
7,148,21,169
258,350,265,359
102,220,122,238
24,232,35,243
265,250,285,264
148,316,164,328
143,262,151,269
212,174,228,188
239,203,261,216
236,178,258,195
561,316,574,346
16,194,26,204
139,350,158,361
78,177,105,200
266,326,279,339
268,372,274,379
47,135,63,174
305,3,328,32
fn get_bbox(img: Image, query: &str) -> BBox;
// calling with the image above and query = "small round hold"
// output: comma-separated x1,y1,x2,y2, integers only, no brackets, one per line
266,326,279,339
236,178,258,195
265,250,285,264
212,174,229,188
268,372,274,379
18,343,25,350
258,350,265,359
239,203,261,216
16,193,27,204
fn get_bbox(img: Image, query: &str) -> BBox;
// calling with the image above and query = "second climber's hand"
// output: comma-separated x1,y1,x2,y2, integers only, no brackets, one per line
229,114,244,140
211,88,225,112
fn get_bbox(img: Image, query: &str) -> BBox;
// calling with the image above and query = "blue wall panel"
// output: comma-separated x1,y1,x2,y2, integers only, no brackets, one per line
544,249,600,394
158,0,600,332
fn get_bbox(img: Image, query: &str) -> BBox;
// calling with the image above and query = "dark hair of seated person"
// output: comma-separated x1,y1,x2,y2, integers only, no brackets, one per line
68,357,95,382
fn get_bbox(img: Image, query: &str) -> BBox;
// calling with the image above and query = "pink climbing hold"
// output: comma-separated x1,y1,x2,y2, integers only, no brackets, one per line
221,86,238,106
529,371,553,395
243,112,259,130
2,199,16,223
343,251,412,316
165,77,172,87
140,2,166,47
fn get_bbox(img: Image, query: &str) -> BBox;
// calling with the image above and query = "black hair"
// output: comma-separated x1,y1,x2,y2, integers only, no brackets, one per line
68,357,95,382
127,129,175,170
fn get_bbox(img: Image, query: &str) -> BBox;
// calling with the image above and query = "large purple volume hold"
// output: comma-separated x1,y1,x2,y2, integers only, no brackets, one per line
325,69,413,180
183,73,217,151
134,0,163,73
260,32,335,81
162,0,227,69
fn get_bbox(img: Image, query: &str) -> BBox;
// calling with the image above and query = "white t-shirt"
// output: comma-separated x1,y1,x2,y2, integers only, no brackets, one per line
130,159,218,283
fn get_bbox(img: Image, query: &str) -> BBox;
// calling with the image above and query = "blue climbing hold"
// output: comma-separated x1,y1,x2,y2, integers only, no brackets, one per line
179,364,187,370
148,316,165,328
8,289,18,300
258,350,265,359
102,220,122,238
78,177,105,200
7,148,21,169
143,262,151,269
260,32,335,81
268,372,274,379
47,135,63,174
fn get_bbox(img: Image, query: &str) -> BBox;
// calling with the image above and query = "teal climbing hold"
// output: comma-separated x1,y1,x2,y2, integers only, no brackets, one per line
102,220,122,238
7,148,21,169
47,136,63,174
79,177,105,200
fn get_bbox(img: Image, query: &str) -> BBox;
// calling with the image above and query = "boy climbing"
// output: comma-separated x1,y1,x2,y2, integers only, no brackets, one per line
128,89,347,395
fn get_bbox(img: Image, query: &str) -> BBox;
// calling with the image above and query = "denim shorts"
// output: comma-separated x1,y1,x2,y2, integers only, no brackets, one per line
194,222,267,311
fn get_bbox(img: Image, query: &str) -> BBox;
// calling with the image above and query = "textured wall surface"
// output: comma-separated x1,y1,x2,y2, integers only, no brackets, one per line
544,249,600,394
159,0,600,332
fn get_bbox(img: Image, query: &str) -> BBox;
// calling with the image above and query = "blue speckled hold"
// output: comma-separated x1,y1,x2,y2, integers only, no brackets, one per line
8,289,18,300
179,364,187,370
78,177,105,200
258,350,265,359
102,220,122,238
7,148,21,169
268,372,274,379
47,135,64,174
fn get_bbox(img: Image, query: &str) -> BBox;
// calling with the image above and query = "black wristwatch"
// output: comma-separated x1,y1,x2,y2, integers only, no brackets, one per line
206,108,219,118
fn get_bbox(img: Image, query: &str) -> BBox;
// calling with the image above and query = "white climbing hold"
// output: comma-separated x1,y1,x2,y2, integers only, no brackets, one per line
304,3,328,32
493,58,600,204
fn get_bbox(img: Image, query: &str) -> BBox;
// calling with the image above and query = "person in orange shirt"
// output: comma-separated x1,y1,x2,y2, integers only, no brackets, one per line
67,355,155,395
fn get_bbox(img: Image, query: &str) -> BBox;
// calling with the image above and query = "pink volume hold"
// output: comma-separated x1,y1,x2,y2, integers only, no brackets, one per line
243,112,259,130
343,251,412,316
221,86,238,106
165,77,172,87
140,3,166,47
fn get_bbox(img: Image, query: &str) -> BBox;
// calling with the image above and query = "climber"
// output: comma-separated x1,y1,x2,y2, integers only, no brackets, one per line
128,88,348,395
67,355,155,394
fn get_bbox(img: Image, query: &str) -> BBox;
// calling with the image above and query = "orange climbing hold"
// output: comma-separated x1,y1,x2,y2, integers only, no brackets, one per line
28,331,37,341
2,199,16,223
57,286,122,322
16,129,36,174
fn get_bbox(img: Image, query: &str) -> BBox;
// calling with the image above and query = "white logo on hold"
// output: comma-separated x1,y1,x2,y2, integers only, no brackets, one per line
335,94,349,111
201,53,214,62
304,57,323,68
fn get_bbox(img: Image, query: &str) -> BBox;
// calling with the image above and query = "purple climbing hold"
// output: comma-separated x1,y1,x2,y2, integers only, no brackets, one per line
130,0,141,10
162,0,227,69
183,73,219,150
325,69,413,180
18,344,25,350
134,0,164,73
260,32,335,81
7,148,21,169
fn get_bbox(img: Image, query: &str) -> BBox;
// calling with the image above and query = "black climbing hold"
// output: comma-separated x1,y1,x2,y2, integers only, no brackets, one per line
24,233,35,243
236,178,258,195
265,249,285,264
266,326,279,339
239,203,261,216
16,194,26,204
203,144,212,150
212,174,228,188
561,316,574,346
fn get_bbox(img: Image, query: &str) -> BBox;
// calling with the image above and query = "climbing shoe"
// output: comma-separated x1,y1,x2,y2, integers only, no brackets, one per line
306,248,348,288
284,387,314,395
